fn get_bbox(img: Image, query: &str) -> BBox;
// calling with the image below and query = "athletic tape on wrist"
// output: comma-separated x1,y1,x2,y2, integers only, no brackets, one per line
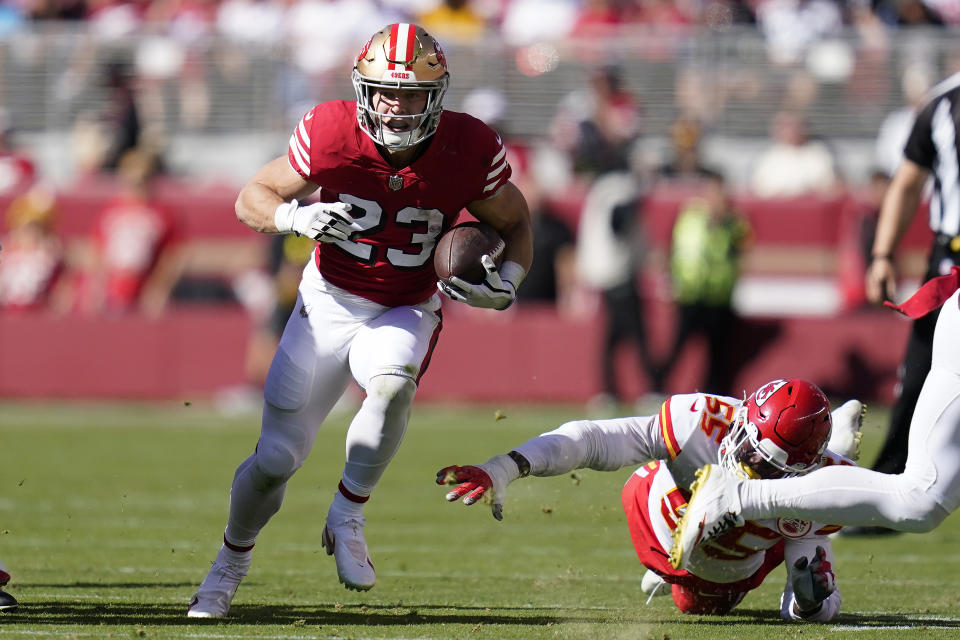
274,199,299,235
498,261,526,289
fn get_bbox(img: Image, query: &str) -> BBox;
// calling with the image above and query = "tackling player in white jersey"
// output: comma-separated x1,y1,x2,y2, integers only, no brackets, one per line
187,23,532,618
439,379,864,621
670,268,960,572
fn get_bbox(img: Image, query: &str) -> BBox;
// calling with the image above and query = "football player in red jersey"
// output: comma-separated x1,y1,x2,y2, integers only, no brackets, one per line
187,23,532,618
439,380,864,621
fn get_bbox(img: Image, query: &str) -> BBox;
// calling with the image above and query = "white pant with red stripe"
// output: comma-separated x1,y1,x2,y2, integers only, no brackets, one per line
224,260,442,546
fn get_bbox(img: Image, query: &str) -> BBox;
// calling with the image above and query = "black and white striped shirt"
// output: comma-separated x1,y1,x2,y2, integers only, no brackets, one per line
904,71,960,237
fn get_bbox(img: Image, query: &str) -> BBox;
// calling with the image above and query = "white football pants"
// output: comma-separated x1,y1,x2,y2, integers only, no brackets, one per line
224,261,442,546
741,290,960,531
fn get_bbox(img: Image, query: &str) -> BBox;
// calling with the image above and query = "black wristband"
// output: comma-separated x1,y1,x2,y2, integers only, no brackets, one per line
508,450,531,477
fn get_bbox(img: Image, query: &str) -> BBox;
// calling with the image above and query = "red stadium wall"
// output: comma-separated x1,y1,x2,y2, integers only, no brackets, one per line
0,304,909,404
423,305,909,404
0,308,251,399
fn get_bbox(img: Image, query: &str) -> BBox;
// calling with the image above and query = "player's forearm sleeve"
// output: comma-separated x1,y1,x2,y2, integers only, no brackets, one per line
513,416,661,477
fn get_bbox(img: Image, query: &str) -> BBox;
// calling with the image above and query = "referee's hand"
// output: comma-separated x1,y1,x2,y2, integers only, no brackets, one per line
866,256,896,304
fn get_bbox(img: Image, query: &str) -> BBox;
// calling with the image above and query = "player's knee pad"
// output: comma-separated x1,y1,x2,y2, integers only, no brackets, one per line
671,585,745,615
264,348,312,412
365,371,417,419
248,441,300,490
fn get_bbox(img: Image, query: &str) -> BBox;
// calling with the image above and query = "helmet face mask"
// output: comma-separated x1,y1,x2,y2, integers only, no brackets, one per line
718,379,832,480
352,23,449,151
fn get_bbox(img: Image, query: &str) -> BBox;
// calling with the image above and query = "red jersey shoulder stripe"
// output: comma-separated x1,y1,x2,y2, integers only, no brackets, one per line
660,398,682,460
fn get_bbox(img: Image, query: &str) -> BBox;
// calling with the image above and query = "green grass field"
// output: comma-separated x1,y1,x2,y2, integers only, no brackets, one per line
1,400,959,639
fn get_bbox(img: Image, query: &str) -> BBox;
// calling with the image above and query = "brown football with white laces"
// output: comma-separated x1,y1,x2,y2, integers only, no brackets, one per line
433,221,505,285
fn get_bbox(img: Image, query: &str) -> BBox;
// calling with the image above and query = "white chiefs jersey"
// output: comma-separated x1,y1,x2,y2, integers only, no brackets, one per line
641,393,850,584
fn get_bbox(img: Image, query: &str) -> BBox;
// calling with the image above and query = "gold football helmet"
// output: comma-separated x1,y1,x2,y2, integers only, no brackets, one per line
352,23,449,150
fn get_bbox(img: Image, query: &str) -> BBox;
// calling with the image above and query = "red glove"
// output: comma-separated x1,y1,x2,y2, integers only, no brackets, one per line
436,453,525,521
436,465,493,506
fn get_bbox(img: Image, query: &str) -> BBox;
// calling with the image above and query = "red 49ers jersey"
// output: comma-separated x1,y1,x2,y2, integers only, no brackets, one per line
287,100,511,307
625,393,851,585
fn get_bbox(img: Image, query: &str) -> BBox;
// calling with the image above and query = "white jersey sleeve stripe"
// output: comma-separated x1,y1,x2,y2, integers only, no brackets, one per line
297,120,311,150
486,159,507,181
490,145,506,165
288,134,310,176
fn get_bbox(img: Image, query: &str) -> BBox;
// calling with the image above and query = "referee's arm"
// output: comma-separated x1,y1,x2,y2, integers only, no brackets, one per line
866,159,930,304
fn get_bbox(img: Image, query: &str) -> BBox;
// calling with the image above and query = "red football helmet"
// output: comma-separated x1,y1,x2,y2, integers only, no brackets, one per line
718,379,832,479
352,23,449,150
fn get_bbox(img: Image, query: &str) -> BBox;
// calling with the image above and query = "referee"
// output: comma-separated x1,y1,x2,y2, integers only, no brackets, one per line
854,71,960,535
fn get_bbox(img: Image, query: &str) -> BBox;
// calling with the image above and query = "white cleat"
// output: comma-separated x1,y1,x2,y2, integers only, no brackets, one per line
187,559,249,618
640,569,670,603
322,517,376,591
669,464,744,571
828,400,865,461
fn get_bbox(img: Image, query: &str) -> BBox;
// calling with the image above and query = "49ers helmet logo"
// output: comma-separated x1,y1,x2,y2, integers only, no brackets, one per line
433,40,447,68
357,37,373,63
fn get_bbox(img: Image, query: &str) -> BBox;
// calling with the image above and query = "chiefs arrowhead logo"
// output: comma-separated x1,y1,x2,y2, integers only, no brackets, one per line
754,379,788,407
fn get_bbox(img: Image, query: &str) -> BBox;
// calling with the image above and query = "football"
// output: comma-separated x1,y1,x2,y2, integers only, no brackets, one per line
433,221,506,285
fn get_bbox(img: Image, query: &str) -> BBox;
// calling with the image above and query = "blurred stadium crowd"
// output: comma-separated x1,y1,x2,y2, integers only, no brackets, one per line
0,0,956,404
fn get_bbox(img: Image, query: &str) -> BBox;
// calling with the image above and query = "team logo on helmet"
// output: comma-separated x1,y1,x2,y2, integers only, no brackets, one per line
357,37,373,63
434,40,447,68
776,517,812,538
754,379,788,407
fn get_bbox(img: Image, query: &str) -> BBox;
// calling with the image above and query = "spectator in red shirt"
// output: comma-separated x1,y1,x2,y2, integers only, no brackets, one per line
83,148,184,315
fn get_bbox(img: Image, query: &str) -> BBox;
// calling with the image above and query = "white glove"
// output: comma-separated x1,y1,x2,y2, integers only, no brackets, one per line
437,256,525,310
789,545,836,617
274,198,353,243
436,452,526,521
